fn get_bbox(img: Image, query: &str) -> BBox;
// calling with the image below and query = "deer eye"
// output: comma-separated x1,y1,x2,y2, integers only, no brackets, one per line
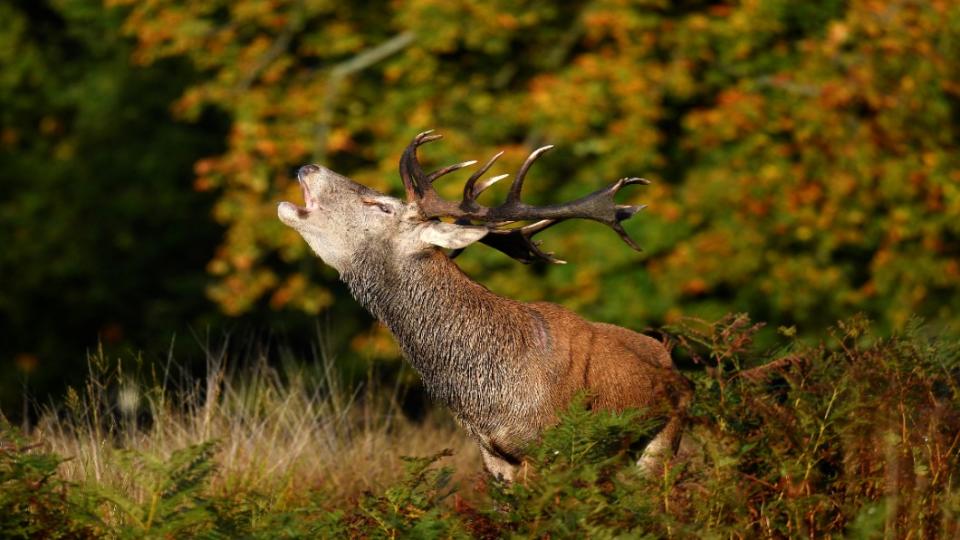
361,198,393,214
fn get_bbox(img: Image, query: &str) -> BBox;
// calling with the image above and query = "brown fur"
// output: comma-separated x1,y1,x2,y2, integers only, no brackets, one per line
348,249,692,480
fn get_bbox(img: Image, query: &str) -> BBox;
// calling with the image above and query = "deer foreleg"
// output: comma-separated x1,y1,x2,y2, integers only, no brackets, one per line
637,413,685,475
479,445,520,482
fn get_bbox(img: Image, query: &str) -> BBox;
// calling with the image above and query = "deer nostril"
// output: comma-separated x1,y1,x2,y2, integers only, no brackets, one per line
298,164,320,179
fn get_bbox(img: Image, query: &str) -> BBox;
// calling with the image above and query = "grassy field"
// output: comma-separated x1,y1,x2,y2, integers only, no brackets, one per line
2,315,959,538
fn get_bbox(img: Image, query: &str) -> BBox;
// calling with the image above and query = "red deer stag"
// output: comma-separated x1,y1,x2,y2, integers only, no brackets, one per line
278,131,692,481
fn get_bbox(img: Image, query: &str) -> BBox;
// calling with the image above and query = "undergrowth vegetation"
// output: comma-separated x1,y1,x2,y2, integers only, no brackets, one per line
2,315,958,538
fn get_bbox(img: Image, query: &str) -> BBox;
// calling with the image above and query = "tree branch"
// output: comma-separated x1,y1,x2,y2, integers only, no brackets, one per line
236,2,306,91
313,31,416,161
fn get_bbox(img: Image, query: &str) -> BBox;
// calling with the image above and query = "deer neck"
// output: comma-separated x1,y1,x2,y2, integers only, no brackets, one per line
342,247,545,413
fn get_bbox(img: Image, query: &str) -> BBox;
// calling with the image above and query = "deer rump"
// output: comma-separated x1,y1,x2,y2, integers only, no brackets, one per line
279,131,692,481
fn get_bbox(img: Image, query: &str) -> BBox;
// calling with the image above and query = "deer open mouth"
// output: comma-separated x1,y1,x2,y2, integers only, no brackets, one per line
295,168,321,214
278,165,322,222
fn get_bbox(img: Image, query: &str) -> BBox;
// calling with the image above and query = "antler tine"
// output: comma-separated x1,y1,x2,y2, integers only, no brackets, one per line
427,160,477,183
449,218,563,263
506,145,553,204
400,130,443,199
610,220,642,251
482,219,566,264
473,174,509,198
462,151,504,210
517,219,558,235
413,130,443,145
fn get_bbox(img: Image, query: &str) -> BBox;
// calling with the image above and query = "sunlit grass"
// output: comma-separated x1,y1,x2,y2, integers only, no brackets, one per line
27,343,481,508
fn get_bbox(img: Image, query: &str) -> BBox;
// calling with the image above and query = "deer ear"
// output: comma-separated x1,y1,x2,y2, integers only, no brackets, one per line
418,221,488,249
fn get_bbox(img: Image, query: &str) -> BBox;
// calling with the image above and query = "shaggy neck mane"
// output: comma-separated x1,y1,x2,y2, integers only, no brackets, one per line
342,246,545,419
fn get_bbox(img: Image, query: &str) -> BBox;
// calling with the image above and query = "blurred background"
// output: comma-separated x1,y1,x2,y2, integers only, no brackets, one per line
2,0,959,422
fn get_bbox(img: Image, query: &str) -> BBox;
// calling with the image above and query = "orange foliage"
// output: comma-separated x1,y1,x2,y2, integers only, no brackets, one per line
114,0,960,337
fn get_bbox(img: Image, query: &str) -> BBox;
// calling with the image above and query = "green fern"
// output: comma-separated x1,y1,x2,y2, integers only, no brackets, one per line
0,419,102,538
346,448,469,539
486,399,663,538
93,441,218,538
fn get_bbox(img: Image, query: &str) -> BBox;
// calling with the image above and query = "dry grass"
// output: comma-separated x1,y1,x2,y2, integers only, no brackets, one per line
28,345,482,506
6,317,958,537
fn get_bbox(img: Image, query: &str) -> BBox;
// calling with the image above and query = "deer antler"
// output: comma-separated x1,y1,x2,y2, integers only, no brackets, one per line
400,130,650,264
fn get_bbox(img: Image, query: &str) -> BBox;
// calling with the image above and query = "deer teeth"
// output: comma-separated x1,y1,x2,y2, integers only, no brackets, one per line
298,174,320,211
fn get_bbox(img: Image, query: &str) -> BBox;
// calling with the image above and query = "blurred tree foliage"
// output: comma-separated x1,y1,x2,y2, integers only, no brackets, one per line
0,0,229,414
3,0,959,414
108,0,960,350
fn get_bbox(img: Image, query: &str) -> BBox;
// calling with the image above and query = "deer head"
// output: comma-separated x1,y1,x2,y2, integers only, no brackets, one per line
277,131,649,272
278,162,486,273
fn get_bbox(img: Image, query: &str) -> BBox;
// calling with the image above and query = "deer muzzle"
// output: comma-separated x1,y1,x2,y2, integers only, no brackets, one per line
278,164,325,223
